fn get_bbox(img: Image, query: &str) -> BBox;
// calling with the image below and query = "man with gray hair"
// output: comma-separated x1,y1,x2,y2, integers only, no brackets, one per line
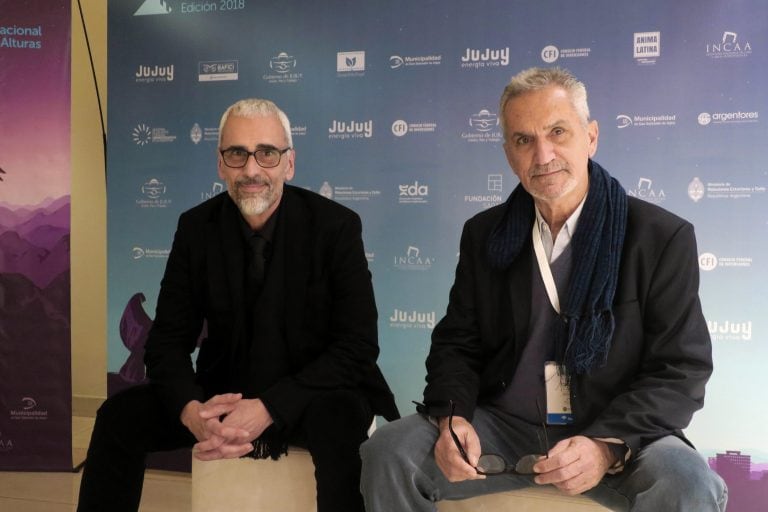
361,68,726,511
78,98,398,512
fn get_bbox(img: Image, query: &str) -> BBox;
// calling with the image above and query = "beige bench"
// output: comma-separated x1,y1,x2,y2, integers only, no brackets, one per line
191,447,612,511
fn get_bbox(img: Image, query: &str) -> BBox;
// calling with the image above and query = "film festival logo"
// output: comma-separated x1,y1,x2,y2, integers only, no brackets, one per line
264,52,303,84
389,54,442,69
708,319,753,341
634,31,660,65
337,51,365,77
464,174,504,208
460,47,509,69
394,246,434,271
398,180,429,204
0,24,43,50
540,44,591,64
134,0,246,15
462,109,503,143
134,64,174,84
189,123,219,144
328,119,373,140
137,178,171,208
389,308,437,330
391,119,437,137
707,31,752,59
132,123,177,146
199,60,238,82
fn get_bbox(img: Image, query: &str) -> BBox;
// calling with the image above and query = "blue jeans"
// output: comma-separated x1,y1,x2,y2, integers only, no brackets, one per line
360,410,727,512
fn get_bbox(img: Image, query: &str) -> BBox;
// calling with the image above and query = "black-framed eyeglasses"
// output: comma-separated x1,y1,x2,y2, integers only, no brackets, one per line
219,146,291,169
448,400,549,476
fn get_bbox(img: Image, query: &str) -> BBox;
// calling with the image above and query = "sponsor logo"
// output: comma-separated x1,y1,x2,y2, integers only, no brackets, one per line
198,60,238,81
398,180,429,204
389,54,442,69
464,174,504,208
319,181,381,202
201,182,224,200
394,246,434,271
708,320,752,341
687,177,766,201
291,125,307,138
698,110,759,125
135,64,174,83
699,251,752,271
132,247,171,259
627,178,666,204
337,51,365,76
460,47,509,69
634,31,660,65
540,44,591,63
365,251,375,263
328,119,373,140
707,31,752,59
264,52,303,84
389,308,437,329
391,119,437,137
189,123,218,144
0,25,43,49
132,124,177,145
462,110,503,143
137,178,171,208
616,113,676,128
9,396,48,421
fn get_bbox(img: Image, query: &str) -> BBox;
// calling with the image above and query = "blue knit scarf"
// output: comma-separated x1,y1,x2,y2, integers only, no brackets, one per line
487,160,627,375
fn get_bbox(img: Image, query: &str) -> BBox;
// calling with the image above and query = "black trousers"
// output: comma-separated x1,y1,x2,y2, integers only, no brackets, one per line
77,384,373,512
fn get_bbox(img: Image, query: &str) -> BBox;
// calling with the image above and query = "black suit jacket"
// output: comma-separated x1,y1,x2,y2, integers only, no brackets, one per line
422,196,712,456
144,185,399,429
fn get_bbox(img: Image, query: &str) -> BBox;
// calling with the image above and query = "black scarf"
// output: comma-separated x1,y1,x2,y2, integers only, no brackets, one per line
487,160,627,375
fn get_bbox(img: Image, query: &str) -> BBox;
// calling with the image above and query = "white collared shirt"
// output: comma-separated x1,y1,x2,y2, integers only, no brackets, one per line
534,195,587,263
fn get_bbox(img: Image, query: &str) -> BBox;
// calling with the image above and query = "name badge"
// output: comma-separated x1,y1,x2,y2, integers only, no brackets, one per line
545,362,574,425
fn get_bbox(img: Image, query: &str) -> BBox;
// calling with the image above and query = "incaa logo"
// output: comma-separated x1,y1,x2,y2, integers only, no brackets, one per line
699,252,718,271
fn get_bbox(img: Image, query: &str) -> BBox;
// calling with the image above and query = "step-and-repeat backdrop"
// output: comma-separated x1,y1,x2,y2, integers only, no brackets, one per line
107,1,766,507
0,0,72,471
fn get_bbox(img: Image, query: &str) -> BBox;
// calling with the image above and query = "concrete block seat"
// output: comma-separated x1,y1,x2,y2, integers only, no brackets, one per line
191,446,612,511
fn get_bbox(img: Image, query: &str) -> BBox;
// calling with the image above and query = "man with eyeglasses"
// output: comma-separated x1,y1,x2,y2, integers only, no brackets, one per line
78,98,399,512
361,68,726,511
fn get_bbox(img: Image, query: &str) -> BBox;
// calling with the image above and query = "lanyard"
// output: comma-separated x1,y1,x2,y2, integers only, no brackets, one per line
532,221,561,314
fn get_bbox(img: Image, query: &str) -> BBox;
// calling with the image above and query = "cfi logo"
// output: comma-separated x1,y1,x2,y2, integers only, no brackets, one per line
688,177,705,202
541,45,559,63
698,252,718,271
134,0,172,16
270,52,296,73
469,110,499,132
392,120,408,137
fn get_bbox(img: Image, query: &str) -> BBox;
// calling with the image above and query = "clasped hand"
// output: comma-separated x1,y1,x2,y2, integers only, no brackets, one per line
181,393,274,461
